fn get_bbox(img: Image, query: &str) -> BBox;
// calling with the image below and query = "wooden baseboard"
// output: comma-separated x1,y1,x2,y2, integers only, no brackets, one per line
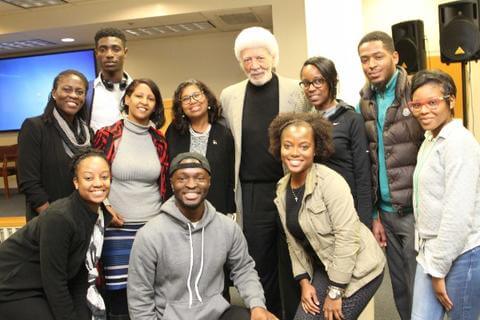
0,216,25,227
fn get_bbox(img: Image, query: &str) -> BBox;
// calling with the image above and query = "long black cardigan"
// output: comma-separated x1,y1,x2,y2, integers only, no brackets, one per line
18,116,75,221
165,121,236,214
0,191,112,320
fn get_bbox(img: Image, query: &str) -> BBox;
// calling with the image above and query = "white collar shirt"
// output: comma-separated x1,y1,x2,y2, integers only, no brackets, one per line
90,72,133,132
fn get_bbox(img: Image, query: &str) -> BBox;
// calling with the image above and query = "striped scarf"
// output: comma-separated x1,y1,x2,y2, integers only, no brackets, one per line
85,208,106,319
53,107,91,157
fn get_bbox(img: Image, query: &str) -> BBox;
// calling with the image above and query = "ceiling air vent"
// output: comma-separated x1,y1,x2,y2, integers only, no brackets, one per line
0,0,66,9
124,21,215,37
218,12,260,25
0,39,56,52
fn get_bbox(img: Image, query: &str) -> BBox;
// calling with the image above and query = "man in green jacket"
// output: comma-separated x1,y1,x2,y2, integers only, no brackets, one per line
357,31,424,320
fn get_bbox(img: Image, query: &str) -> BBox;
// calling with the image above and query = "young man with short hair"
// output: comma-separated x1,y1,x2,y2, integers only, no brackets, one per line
357,31,424,320
87,27,132,131
127,152,278,320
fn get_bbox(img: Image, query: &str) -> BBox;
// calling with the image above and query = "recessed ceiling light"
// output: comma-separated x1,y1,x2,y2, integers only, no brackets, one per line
0,0,67,9
61,38,75,43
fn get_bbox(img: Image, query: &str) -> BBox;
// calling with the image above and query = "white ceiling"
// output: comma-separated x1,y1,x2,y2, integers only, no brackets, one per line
0,0,273,56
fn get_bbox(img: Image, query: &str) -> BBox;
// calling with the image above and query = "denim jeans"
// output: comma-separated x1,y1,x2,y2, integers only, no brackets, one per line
411,246,480,320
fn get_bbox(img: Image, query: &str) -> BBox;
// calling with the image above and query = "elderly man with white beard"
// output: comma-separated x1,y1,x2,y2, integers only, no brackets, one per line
220,26,308,320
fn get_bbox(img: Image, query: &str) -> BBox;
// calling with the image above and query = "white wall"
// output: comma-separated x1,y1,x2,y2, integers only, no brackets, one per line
304,0,365,105
126,31,245,99
362,0,454,56
271,0,308,78
303,0,457,106
362,0,480,138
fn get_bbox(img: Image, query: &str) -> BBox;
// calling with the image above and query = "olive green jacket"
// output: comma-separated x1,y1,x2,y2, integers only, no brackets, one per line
274,164,385,297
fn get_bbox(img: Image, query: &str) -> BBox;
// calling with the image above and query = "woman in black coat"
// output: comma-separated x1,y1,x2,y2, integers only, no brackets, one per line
165,79,236,214
0,149,112,320
300,56,373,228
18,69,93,221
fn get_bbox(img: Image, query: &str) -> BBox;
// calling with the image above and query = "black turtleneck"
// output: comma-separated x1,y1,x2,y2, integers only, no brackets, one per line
240,73,283,182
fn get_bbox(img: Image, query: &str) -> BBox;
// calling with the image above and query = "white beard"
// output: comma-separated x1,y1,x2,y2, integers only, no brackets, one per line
247,70,273,86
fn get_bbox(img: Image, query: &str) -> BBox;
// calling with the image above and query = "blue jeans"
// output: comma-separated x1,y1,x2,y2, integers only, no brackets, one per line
411,246,480,320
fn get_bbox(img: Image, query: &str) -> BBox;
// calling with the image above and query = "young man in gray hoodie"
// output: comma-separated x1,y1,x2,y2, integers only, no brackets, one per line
127,152,278,320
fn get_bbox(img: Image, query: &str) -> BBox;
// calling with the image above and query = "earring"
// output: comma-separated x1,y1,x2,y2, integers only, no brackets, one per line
182,114,186,118
207,106,211,110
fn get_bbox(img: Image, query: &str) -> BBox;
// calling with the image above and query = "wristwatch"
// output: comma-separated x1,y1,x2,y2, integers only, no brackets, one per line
327,285,344,300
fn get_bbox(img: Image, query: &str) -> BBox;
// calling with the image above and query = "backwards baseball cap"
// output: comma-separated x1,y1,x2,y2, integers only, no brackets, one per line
169,152,211,177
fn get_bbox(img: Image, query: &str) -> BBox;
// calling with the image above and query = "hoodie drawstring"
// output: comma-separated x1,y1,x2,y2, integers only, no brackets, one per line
186,224,205,308
194,227,205,303
187,224,194,308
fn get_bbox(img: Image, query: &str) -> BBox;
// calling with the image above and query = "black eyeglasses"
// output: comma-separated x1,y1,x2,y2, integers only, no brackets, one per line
299,78,327,90
180,91,204,104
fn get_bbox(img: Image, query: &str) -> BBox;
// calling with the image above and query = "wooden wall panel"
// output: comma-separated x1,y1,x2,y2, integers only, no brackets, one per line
427,56,463,120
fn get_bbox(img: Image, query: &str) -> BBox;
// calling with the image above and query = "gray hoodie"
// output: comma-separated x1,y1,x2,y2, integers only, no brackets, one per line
127,197,266,320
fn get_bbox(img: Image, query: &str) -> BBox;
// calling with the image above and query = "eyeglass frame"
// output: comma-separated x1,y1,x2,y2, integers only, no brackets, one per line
180,91,204,104
407,95,451,113
299,78,327,90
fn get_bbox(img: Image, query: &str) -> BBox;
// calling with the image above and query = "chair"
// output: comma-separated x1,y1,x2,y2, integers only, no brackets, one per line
0,144,19,199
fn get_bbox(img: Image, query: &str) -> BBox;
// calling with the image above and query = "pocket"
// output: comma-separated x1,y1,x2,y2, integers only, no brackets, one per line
352,234,382,278
306,202,331,235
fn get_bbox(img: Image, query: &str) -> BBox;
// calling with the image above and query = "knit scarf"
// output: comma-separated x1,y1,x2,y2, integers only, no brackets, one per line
53,107,91,157
85,208,106,320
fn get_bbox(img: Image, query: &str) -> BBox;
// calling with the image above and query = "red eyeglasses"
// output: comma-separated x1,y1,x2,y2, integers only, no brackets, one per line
408,95,450,113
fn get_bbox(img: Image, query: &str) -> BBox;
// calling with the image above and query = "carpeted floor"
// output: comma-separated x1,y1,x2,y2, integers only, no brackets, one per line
0,188,401,319
230,263,399,319
0,189,25,217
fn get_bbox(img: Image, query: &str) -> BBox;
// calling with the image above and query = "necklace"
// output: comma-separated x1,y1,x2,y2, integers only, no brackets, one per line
290,185,304,202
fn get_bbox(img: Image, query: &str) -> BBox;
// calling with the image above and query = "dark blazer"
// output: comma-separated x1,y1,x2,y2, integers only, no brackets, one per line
165,121,236,214
18,117,75,221
0,191,112,320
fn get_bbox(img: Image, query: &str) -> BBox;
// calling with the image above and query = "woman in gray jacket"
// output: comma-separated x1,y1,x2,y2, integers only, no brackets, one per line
409,70,480,320
268,112,385,320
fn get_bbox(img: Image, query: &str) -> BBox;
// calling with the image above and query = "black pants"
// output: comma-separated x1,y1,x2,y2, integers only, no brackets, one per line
0,295,90,319
0,297,55,320
219,305,251,320
294,267,384,320
380,212,416,320
105,289,130,320
242,182,300,320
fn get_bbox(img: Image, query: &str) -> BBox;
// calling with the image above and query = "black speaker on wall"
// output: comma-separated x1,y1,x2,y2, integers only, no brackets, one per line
439,0,480,63
392,20,427,74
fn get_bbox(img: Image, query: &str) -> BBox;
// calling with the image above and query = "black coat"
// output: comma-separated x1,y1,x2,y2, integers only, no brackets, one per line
165,121,236,214
0,192,112,320
322,101,373,228
18,116,93,221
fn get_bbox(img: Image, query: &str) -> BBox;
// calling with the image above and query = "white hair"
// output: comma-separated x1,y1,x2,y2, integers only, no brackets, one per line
234,26,279,67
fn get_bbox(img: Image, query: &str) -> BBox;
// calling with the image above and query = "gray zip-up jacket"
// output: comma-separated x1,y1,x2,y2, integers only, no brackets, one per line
127,197,265,320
